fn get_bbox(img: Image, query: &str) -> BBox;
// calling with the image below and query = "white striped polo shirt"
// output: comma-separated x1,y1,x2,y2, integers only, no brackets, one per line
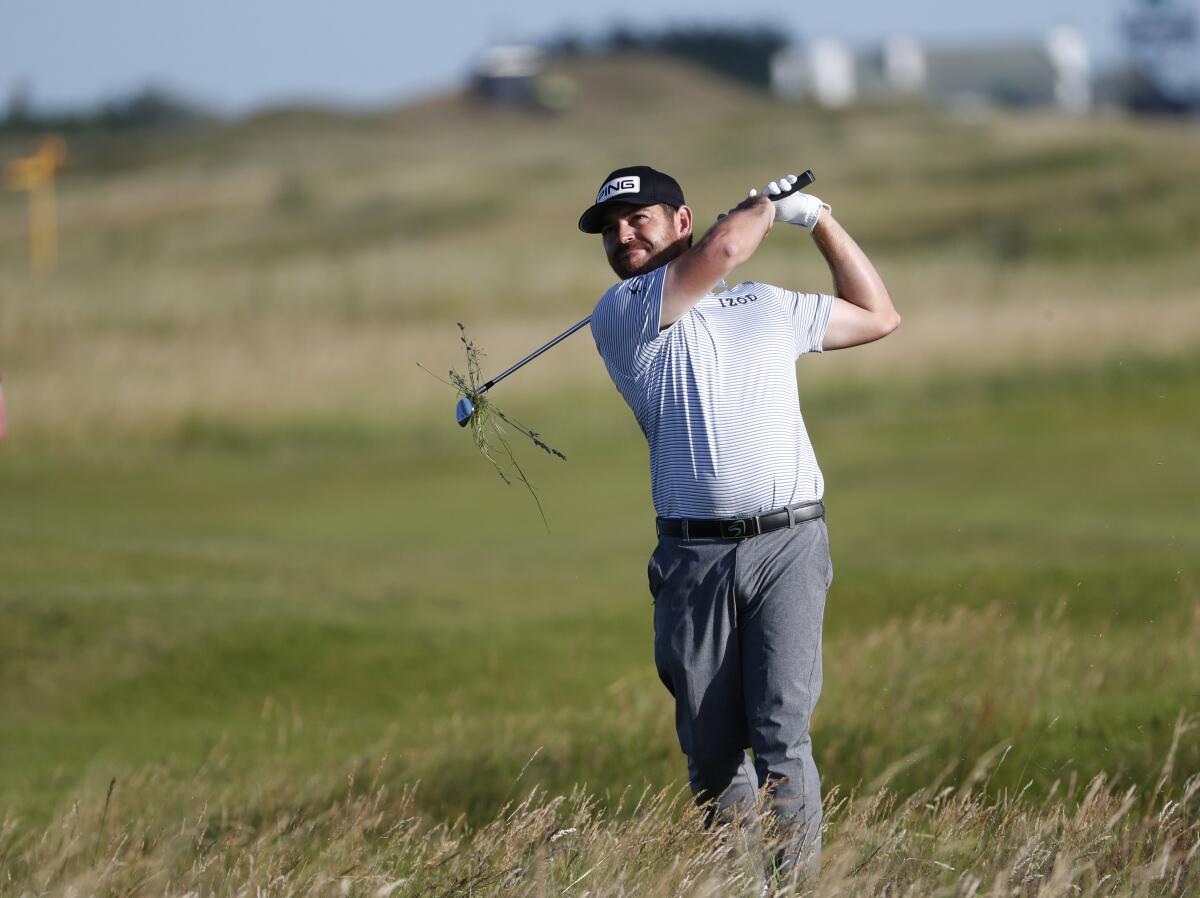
591,262,833,519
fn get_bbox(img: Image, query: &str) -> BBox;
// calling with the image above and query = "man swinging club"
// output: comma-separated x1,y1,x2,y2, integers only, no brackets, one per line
582,165,899,879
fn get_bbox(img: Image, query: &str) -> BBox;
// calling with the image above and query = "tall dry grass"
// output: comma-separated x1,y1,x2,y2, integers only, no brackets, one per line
2,604,1197,896
2,719,1196,897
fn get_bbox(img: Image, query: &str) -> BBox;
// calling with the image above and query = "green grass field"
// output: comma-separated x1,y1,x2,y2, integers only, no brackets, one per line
1,55,1198,895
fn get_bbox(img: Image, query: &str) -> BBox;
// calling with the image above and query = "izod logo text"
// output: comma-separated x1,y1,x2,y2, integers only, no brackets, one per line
717,293,758,309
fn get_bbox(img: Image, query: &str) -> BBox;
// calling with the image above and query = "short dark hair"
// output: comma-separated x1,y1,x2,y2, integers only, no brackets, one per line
658,203,693,247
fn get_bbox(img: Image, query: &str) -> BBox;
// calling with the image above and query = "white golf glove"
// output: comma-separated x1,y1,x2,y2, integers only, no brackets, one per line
750,174,830,231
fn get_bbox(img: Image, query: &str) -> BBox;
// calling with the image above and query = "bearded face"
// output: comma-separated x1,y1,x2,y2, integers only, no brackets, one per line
599,202,692,279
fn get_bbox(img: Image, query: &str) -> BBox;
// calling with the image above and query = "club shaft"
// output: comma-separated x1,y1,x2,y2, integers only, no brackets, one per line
477,315,593,396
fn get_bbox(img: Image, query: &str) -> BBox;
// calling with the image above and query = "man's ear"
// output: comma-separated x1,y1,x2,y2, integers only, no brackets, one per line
676,204,693,239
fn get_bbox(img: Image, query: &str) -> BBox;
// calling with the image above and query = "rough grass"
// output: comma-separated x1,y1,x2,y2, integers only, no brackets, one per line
2,722,1197,897
2,355,1197,827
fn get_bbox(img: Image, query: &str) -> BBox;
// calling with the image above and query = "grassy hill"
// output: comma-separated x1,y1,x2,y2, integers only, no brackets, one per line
0,53,1198,895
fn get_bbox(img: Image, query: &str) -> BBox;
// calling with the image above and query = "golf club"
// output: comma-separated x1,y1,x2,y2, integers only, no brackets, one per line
456,315,593,426
454,169,815,427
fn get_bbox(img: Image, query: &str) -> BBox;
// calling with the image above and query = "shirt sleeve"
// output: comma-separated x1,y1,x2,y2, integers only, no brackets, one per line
589,263,669,380
774,287,834,357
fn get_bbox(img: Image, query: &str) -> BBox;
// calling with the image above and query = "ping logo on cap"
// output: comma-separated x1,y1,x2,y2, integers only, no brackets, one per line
597,175,641,203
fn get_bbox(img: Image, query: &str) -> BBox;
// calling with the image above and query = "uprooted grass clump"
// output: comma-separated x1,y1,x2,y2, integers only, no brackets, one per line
423,323,566,528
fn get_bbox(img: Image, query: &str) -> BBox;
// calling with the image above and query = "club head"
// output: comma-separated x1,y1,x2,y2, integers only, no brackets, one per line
456,396,475,427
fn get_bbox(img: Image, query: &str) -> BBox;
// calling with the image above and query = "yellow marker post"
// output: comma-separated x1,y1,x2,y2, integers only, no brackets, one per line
4,136,67,275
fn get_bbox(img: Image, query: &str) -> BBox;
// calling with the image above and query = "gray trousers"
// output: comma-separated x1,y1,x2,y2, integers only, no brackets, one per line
648,516,832,876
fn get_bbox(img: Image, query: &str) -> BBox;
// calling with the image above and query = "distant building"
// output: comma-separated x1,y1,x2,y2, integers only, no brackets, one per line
921,42,1061,108
1046,26,1092,115
770,39,856,108
773,30,1093,114
769,47,809,101
469,45,577,114
883,35,927,95
471,45,544,108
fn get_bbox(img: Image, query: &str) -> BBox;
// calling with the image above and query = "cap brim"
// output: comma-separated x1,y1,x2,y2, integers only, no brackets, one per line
578,196,677,234
578,203,609,234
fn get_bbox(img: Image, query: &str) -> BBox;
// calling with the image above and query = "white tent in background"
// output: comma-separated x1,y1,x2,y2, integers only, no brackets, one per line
770,39,856,108
1046,25,1092,114
769,47,808,101
809,39,857,108
772,30,1096,114
883,35,927,94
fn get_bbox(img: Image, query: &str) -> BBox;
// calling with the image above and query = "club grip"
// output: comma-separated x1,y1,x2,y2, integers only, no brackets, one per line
771,169,816,200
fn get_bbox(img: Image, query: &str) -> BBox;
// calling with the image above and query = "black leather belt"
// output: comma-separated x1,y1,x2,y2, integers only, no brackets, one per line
656,500,824,541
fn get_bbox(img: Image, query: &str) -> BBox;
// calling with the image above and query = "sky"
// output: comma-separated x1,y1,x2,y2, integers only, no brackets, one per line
0,0,1185,114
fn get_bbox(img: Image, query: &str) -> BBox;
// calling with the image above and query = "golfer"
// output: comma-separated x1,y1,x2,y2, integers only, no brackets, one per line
581,165,899,879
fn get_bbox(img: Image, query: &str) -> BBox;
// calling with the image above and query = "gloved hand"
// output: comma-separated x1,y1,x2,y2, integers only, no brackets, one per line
751,174,829,231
